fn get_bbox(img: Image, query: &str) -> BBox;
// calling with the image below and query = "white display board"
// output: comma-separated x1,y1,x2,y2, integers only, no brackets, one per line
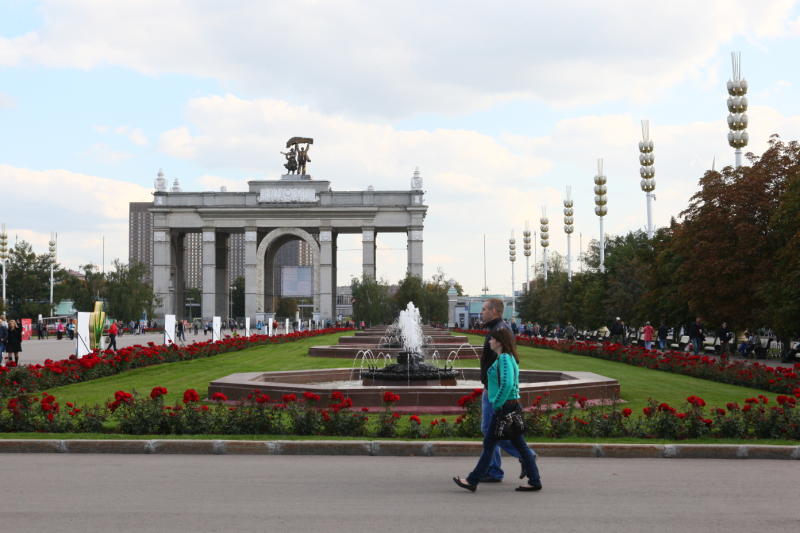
285,318,290,335
212,316,221,341
76,312,91,358
268,319,273,336
245,317,251,337
164,314,176,345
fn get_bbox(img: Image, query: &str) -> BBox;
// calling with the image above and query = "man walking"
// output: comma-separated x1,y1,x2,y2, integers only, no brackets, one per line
107,321,118,351
688,317,704,355
479,298,522,483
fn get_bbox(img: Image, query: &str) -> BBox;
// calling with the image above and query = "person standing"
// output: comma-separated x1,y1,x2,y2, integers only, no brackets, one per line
564,321,576,341
718,322,733,358
642,321,655,350
657,321,669,351
0,316,8,365
688,317,704,355
476,298,520,483
107,321,118,351
5,319,22,365
610,317,624,344
56,320,65,340
454,327,542,492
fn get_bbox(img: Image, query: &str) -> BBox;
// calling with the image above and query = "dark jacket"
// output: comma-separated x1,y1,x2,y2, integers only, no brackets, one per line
0,323,7,344
6,327,22,352
688,322,704,341
657,325,669,340
481,318,508,386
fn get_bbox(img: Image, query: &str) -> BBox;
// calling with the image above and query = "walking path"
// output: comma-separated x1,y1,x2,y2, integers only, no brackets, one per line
0,454,795,533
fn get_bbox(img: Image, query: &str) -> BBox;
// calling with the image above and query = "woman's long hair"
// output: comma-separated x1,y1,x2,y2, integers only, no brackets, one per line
489,327,519,363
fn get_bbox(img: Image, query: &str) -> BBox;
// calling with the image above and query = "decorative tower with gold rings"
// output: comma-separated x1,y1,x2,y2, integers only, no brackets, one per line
727,51,748,169
594,159,607,273
563,187,574,281
540,207,549,283
639,120,656,239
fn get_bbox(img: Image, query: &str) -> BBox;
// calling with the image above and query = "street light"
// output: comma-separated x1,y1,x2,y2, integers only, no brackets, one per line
540,207,549,283
563,188,574,282
727,51,748,169
594,158,608,273
523,222,531,293
0,224,7,308
49,232,57,316
508,230,516,318
639,120,656,239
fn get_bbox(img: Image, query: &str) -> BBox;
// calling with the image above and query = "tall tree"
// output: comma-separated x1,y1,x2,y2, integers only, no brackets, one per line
4,241,63,318
351,275,393,326
103,260,158,322
59,264,105,312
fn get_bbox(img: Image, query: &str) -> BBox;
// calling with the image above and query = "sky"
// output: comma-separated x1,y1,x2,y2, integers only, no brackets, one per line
2,0,800,295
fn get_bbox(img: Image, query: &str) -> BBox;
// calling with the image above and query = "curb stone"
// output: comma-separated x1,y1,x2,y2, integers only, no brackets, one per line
0,440,798,459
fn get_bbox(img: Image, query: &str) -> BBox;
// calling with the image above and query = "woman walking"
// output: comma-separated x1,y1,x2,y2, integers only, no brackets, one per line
5,319,23,365
453,327,542,492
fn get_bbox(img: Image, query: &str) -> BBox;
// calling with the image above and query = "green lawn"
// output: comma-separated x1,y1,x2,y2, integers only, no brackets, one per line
45,330,773,415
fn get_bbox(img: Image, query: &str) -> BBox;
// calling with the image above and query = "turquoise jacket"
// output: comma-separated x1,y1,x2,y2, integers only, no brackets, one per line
486,352,520,410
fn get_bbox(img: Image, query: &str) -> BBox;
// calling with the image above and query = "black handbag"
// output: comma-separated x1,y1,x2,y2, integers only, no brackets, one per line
492,357,525,438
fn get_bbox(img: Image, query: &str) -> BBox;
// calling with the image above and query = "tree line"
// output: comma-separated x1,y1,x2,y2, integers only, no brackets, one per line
519,136,800,342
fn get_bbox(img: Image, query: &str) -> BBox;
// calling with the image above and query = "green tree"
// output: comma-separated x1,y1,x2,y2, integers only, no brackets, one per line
59,264,105,312
394,274,428,321
4,241,64,318
104,260,158,322
275,297,298,318
351,275,393,326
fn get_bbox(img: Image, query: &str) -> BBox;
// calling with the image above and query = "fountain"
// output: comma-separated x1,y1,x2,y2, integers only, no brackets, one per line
360,303,458,385
208,302,621,413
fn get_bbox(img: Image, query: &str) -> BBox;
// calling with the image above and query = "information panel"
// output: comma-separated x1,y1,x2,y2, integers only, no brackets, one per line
281,266,313,297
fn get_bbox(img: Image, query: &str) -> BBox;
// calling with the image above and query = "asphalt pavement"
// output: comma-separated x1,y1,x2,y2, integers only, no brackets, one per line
0,454,796,533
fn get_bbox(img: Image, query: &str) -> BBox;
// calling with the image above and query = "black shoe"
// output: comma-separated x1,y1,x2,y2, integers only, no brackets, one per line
479,476,503,483
515,482,542,492
453,477,477,492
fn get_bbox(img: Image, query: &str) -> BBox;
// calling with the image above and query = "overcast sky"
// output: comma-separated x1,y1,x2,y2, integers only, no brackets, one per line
2,0,800,295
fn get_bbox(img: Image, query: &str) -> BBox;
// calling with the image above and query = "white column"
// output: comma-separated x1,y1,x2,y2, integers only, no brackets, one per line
362,227,376,279
567,234,572,282
201,229,216,320
244,229,258,322
319,228,335,322
153,229,173,317
407,227,423,278
646,193,655,239
599,218,606,273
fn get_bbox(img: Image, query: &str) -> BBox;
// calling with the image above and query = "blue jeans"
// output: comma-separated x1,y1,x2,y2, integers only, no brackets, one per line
469,409,540,486
692,338,701,355
658,339,666,350
481,390,520,480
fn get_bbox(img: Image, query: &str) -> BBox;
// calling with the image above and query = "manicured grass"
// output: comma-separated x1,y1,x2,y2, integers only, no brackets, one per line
45,331,355,406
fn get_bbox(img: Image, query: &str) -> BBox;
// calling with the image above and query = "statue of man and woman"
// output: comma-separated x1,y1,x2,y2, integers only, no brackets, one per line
281,139,312,175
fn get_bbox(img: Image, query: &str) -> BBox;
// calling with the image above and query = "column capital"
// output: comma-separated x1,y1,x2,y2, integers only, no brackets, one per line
361,227,375,241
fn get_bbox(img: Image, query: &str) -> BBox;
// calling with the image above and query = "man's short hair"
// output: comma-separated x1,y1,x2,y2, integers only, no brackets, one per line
485,298,504,316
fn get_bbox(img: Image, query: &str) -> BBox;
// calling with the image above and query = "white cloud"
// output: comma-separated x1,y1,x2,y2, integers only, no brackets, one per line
1,1,797,116
84,142,132,163
0,165,152,270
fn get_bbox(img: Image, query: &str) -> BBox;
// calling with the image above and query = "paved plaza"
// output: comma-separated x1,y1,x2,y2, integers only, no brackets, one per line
0,454,795,533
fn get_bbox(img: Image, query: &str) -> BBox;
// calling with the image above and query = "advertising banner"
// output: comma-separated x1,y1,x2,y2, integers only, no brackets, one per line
164,314,176,345
76,312,91,358
21,318,32,341
245,317,251,337
212,316,221,341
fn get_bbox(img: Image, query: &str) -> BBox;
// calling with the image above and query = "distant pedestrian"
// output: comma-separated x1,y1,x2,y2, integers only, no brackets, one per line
107,321,118,351
5,319,22,365
0,316,7,364
688,317,704,355
642,321,655,350
56,320,65,340
37,320,45,340
610,317,624,345
657,322,669,351
718,322,733,357
564,322,576,341
67,320,75,340
177,320,186,343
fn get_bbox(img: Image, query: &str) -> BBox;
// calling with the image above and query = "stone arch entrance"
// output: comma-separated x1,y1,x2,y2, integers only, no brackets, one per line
256,228,321,314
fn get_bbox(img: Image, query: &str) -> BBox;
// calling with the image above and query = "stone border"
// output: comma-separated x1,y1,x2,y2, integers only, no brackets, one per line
0,440,797,459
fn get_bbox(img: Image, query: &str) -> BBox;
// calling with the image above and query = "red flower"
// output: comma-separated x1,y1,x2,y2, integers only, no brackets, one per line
726,402,739,411
675,412,687,419
622,408,632,418
282,393,297,403
383,391,400,404
702,418,713,426
150,386,168,399
303,391,321,402
643,407,653,417
255,393,271,404
686,395,706,407
211,392,228,402
114,390,134,404
409,415,421,424
182,389,201,403
331,390,345,401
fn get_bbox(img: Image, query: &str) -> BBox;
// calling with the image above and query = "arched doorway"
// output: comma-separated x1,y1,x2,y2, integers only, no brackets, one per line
256,228,321,315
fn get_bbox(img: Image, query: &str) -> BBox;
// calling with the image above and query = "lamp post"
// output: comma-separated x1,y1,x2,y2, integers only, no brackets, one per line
49,232,57,316
540,208,549,283
727,51,748,169
523,222,531,293
0,224,7,308
508,231,516,318
639,120,656,239
563,188,574,281
594,159,608,272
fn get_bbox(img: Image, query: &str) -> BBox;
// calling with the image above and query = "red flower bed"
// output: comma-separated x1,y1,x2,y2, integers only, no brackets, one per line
452,328,800,394
0,328,352,398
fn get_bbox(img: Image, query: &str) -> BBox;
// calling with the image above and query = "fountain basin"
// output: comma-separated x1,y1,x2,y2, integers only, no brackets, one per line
208,368,620,413
338,335,469,344
307,344,482,358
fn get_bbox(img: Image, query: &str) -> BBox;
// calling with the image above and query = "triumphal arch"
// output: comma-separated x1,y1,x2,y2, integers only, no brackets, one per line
150,137,427,322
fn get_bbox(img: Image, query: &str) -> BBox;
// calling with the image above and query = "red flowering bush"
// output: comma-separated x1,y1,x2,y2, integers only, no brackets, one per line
150,387,168,400
182,389,201,404
320,391,367,436
0,328,353,399
403,414,428,439
210,392,228,402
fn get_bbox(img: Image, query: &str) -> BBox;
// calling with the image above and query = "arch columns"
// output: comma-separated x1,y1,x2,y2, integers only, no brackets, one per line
407,227,423,278
362,227,376,279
